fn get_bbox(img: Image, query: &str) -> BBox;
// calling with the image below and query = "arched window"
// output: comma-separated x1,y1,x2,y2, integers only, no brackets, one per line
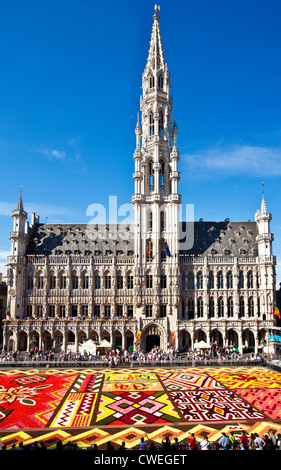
227,297,234,317
149,160,154,191
247,271,254,289
226,271,233,289
217,271,224,289
197,271,203,289
197,297,204,317
149,74,155,88
160,210,166,231
218,297,224,317
209,297,215,318
149,112,154,136
187,272,194,290
209,271,214,289
159,110,164,137
188,298,194,319
248,296,254,317
159,159,165,190
239,297,245,317
158,73,163,89
239,271,244,289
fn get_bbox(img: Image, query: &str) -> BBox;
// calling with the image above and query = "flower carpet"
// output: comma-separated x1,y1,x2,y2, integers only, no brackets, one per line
1,366,281,449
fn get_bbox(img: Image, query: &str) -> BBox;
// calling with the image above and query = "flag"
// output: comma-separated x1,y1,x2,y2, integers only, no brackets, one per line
137,331,142,342
147,241,151,258
273,302,281,319
5,304,10,318
165,242,171,257
171,331,175,344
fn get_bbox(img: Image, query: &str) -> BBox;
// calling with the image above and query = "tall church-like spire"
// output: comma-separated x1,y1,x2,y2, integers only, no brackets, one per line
133,6,181,272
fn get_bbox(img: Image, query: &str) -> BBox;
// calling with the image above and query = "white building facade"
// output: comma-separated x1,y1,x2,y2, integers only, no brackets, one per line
3,6,277,355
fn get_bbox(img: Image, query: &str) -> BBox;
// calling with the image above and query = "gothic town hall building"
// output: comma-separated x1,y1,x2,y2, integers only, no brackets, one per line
3,7,277,355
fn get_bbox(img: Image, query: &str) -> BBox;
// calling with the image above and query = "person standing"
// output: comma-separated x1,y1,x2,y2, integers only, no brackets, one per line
240,431,248,450
200,437,210,450
189,433,197,450
254,433,264,450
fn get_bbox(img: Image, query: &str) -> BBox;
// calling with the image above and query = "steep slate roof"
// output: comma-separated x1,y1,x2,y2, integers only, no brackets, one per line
26,223,135,257
180,221,258,257
26,220,258,258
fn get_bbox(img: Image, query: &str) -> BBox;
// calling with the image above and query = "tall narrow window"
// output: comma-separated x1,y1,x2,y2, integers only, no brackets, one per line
37,275,44,290
188,298,194,319
209,271,214,289
82,275,89,289
187,272,194,290
160,305,167,318
127,275,133,289
94,275,101,289
158,73,163,88
160,210,166,231
146,274,153,289
227,297,234,317
105,275,111,289
218,297,224,317
149,74,155,88
248,297,254,317
159,111,164,137
149,161,154,191
146,305,153,317
217,271,224,289
197,271,203,289
117,275,123,289
27,275,33,289
209,297,215,318
59,305,66,317
159,159,164,190
60,275,66,289
226,271,233,289
72,275,79,289
160,274,167,288
197,297,203,317
239,271,244,289
247,271,254,289
149,112,154,136
239,297,245,317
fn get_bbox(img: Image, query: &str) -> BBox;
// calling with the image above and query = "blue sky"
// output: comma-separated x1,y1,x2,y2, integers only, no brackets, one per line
0,0,281,286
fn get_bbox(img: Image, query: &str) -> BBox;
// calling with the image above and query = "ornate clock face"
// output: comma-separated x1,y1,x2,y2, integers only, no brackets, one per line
9,289,16,297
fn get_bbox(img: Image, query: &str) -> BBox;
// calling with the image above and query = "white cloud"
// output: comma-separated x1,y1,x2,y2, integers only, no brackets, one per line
0,201,73,218
0,250,10,259
51,149,66,159
182,144,281,178
38,148,66,160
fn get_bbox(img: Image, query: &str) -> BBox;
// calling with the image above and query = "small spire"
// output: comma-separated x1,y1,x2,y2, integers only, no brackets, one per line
260,181,268,214
261,194,267,215
146,4,165,71
16,187,24,213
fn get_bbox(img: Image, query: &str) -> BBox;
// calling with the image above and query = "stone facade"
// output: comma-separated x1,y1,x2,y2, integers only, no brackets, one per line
3,6,277,355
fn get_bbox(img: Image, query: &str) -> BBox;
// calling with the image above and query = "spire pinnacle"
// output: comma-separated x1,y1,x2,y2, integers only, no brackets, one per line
146,4,165,72
16,190,24,213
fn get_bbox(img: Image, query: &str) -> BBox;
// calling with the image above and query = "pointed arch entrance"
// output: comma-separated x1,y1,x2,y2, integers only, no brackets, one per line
141,323,164,353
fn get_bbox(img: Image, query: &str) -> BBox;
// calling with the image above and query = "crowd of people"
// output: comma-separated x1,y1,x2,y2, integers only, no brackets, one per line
2,430,281,451
0,344,264,364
